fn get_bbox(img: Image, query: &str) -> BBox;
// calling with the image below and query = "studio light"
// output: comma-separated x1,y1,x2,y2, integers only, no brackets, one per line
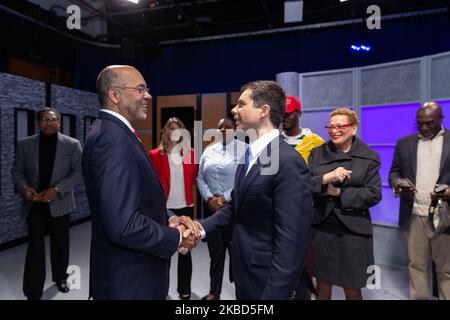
350,44,372,52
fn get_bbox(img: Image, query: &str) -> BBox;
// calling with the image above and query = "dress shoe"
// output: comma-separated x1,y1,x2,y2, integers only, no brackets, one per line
55,280,70,293
201,294,220,300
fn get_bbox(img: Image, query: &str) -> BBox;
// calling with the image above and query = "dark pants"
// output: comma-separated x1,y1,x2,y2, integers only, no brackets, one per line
23,206,70,299
204,203,232,296
171,206,193,296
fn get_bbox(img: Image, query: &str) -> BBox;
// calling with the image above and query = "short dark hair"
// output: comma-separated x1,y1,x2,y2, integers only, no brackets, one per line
96,67,120,106
37,107,60,121
240,80,286,128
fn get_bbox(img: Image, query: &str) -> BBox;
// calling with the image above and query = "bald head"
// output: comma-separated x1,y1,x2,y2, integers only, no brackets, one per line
96,65,137,107
416,101,444,138
419,101,443,117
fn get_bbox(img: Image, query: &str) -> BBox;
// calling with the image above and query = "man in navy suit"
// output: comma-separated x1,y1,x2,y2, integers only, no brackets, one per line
82,65,199,300
197,81,312,300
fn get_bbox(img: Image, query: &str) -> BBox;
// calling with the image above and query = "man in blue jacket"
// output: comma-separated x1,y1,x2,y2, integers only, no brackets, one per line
197,81,312,300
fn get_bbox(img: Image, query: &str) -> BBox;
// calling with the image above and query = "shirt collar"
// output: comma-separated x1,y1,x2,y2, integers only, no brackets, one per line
418,126,445,141
249,129,279,159
100,109,135,133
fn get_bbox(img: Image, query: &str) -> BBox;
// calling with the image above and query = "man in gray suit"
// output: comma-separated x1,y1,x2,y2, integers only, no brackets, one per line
12,107,83,300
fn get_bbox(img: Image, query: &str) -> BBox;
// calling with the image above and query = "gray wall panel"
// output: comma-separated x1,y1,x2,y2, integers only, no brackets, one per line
430,54,450,100
361,62,421,106
302,71,353,109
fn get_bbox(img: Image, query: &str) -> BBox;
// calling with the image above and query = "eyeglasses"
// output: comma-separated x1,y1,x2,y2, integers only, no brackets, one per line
113,85,150,95
325,124,352,131
39,117,58,122
415,120,438,127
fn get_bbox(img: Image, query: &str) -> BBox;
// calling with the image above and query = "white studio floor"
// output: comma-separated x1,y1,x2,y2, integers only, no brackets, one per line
0,221,412,300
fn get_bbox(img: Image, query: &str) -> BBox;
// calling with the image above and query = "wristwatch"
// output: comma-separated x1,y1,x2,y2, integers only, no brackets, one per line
52,186,60,194
217,196,226,208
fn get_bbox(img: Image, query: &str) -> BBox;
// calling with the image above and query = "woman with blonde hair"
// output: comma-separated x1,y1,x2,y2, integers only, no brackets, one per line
308,108,382,300
149,117,198,300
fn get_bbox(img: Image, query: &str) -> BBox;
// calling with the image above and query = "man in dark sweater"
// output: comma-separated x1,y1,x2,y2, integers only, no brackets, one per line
12,107,83,300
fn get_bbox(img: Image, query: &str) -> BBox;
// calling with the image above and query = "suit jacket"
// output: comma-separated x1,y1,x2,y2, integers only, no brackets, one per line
148,148,198,206
201,136,312,300
11,132,83,218
388,128,450,232
308,137,382,236
82,112,180,300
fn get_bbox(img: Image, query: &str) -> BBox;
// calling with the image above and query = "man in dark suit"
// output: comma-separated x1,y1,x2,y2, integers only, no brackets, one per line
82,65,199,300
12,107,83,300
196,80,312,300
389,102,450,299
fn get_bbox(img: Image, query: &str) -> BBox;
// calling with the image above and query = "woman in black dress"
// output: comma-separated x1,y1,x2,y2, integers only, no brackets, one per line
308,108,382,300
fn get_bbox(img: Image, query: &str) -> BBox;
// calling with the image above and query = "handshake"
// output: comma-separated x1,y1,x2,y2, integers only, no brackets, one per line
169,216,203,255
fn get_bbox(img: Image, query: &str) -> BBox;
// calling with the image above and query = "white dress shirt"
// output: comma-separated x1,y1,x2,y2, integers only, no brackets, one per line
100,109,135,133
246,129,280,175
167,151,189,209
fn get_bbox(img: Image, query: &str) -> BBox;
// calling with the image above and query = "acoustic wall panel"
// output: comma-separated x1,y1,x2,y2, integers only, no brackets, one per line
361,61,421,106
430,54,450,100
302,71,353,109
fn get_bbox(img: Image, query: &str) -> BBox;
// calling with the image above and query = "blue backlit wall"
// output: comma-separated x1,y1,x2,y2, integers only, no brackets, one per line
276,51,450,227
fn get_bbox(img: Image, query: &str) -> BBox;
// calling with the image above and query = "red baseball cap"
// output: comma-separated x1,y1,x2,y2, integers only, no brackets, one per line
286,96,302,113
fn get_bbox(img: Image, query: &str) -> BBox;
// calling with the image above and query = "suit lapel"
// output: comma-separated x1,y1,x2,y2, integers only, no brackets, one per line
32,135,39,179
235,136,280,213
439,129,450,175
410,136,418,181
238,161,260,207
98,112,165,194
50,132,64,185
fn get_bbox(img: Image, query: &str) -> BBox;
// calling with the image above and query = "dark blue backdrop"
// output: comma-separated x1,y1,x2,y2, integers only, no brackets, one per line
75,13,450,96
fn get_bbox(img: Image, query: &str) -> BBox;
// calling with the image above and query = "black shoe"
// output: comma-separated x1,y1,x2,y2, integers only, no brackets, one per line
55,280,70,293
179,294,191,300
201,294,220,300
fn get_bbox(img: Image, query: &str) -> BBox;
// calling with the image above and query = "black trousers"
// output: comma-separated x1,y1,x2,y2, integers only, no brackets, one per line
23,206,70,299
203,203,232,296
171,206,194,296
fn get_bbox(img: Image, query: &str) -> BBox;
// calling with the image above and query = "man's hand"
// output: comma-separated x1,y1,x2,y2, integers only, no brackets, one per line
393,178,416,194
323,167,352,184
177,224,198,255
430,187,450,201
207,196,221,212
22,187,38,201
169,215,201,239
36,187,58,203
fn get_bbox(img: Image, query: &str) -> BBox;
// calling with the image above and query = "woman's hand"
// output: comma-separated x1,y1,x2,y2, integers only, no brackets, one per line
326,183,341,197
323,167,352,185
